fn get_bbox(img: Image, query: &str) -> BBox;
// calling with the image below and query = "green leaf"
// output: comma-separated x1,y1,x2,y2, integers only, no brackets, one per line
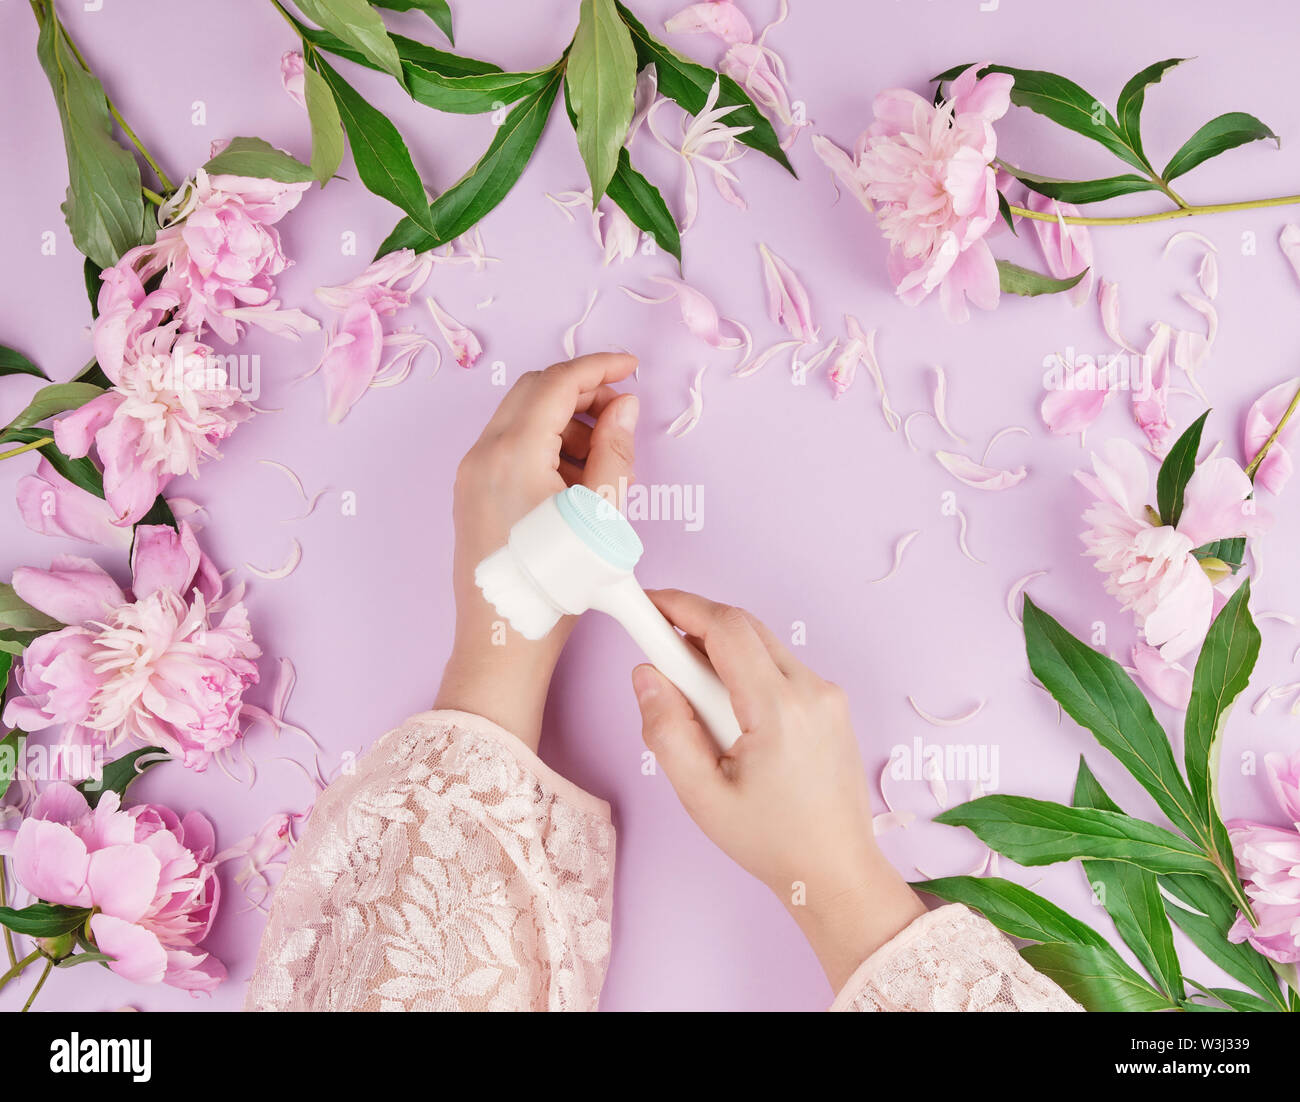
1184,580,1259,854
84,258,104,318
303,66,345,183
1163,112,1280,182
134,494,178,532
1022,596,1204,842
937,64,1148,172
0,903,92,938
403,65,556,115
1156,410,1209,526
0,631,43,657
1,429,105,499
913,875,1109,948
373,0,454,43
293,0,405,83
606,148,681,263
616,1,793,174
568,0,638,202
997,261,1088,298
314,56,438,236
1200,988,1278,1013
1116,59,1188,169
0,651,11,694
1074,758,1185,1002
1020,942,1178,1011
298,23,499,78
57,951,115,969
1,382,104,438
0,728,23,801
0,585,63,634
1005,166,1158,205
1162,873,1285,1008
78,746,169,808
377,68,562,256
0,345,47,379
33,3,152,269
934,795,1217,877
1192,537,1246,573
203,136,315,183
996,190,1017,234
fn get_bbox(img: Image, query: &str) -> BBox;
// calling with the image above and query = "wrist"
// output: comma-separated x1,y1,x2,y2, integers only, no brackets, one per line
782,852,927,995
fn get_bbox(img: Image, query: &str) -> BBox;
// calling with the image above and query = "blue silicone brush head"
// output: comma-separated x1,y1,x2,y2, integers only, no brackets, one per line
553,485,644,571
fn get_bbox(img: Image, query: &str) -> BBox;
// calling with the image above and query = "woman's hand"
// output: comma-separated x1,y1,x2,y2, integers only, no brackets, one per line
630,589,927,993
435,353,640,750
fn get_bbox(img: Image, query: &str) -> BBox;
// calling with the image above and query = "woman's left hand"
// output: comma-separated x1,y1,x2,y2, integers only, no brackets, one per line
434,352,640,750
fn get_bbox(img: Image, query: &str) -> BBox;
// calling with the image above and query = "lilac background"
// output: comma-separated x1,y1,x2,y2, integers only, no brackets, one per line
2,0,1299,1011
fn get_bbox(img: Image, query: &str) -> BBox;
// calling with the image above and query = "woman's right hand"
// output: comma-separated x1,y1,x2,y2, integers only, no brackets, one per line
630,589,927,993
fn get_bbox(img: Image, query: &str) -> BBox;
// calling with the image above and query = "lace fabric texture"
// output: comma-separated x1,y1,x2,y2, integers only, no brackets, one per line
244,710,615,1011
246,709,1079,1012
831,904,1083,1012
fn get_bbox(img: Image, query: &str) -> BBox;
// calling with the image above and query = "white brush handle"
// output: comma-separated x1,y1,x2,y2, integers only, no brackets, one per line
595,578,744,750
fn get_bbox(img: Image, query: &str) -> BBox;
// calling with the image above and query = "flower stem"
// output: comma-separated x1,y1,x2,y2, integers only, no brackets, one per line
0,949,40,996
1245,384,1300,480
22,959,53,1012
142,187,164,207
52,15,175,192
0,862,15,968
1010,193,1300,227
0,437,53,463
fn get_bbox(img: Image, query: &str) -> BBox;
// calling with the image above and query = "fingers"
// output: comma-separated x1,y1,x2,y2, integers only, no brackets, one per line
491,353,638,436
582,394,638,500
632,664,728,809
645,589,785,710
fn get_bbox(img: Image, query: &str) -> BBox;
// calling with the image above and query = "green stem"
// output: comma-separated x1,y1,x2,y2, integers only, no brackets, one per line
0,949,40,996
52,14,174,192
21,959,53,1012
1244,384,1300,480
0,862,15,969
142,187,164,207
0,437,53,462
1010,192,1300,226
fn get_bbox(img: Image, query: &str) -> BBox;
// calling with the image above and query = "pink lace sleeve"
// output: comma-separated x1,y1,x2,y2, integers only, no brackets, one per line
244,709,615,1011
830,904,1083,1012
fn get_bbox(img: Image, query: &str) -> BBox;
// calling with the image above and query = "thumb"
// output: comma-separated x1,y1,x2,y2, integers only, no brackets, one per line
584,393,638,501
632,663,726,811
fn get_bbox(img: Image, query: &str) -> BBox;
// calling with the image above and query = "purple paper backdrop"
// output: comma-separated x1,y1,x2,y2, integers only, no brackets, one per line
2,0,1298,1011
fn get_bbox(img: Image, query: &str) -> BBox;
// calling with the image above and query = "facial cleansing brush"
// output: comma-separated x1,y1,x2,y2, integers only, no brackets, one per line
474,485,744,749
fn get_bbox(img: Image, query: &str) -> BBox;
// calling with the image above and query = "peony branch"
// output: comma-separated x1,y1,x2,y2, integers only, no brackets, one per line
21,958,53,1012
0,949,40,997
1010,192,1300,227
0,861,15,968
1245,384,1300,480
0,436,54,463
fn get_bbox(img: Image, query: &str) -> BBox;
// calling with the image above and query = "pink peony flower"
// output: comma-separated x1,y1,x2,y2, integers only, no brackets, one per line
56,328,251,526
1078,438,1267,662
817,64,1013,322
3,523,260,771
1243,378,1299,495
1227,752,1300,964
9,782,225,990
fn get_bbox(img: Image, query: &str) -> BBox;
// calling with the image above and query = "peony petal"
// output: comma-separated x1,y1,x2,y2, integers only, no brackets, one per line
664,1,753,44
935,450,1027,490
1243,378,1300,496
758,243,817,341
87,844,162,922
12,556,126,625
90,914,168,984
130,521,202,600
1132,642,1193,710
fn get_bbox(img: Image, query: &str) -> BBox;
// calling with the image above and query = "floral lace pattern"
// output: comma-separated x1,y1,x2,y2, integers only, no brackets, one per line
244,710,615,1011
832,903,1083,1012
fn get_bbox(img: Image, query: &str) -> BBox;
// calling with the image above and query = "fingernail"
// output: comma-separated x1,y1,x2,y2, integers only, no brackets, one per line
615,394,639,432
632,664,658,703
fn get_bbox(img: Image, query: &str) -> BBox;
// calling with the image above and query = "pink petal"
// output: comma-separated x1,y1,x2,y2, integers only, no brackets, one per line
1133,322,1174,451
935,450,1027,490
131,521,202,600
938,239,1000,323
87,844,162,923
12,819,92,907
1132,642,1193,710
1279,224,1300,286
664,1,752,44
320,300,384,424
90,914,168,984
1041,379,1111,435
758,243,817,341
1025,191,1093,306
1098,279,1138,353
1179,457,1268,546
425,297,483,369
12,555,126,625
811,134,872,210
52,392,123,459
17,458,132,548
280,51,306,109
1244,378,1300,496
